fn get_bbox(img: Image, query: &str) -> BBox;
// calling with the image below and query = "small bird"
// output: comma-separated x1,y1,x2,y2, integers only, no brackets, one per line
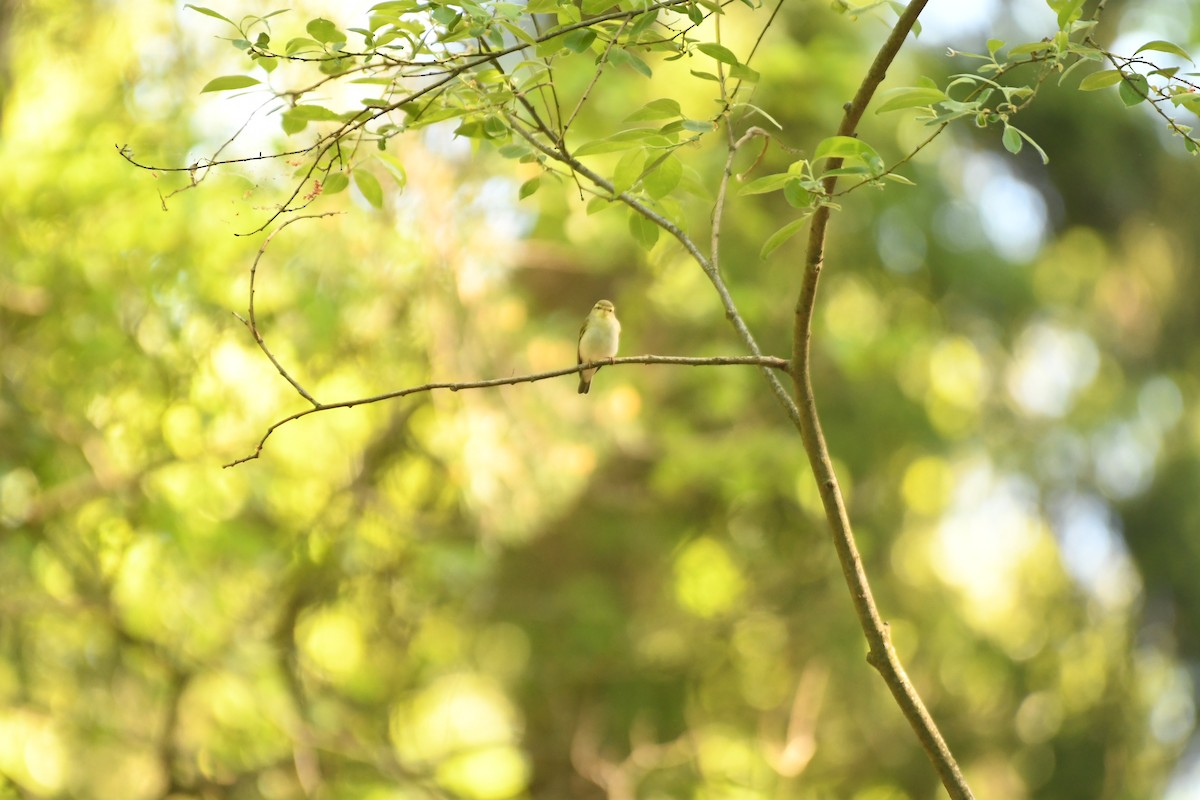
577,299,621,394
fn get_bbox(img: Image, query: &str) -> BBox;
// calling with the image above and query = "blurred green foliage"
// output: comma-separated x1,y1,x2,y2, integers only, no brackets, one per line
1,1,1199,799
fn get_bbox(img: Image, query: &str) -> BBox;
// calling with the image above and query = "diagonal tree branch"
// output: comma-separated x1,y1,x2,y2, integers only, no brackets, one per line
794,2,974,798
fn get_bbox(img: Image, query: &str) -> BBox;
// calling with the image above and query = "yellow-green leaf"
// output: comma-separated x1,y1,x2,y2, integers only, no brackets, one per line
1133,39,1194,65
354,170,383,208
759,216,809,260
1077,69,1123,91
200,75,261,93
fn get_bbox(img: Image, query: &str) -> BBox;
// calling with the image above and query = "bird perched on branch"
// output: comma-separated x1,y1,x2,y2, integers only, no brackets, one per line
577,299,620,394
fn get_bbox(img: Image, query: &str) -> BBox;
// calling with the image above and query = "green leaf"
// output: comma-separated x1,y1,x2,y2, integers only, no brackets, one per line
629,212,659,249
1077,69,1123,91
883,173,916,186
519,176,540,199
1056,0,1085,29
575,130,670,156
1119,73,1150,106
612,149,645,195
681,118,716,133
377,152,407,188
760,217,809,259
643,154,682,199
200,75,260,93
354,170,383,208
289,104,343,121
1001,125,1022,155
563,28,596,53
609,48,652,78
1133,39,1194,65
738,173,793,196
323,173,350,195
307,18,345,43
729,63,759,82
689,69,720,82
185,4,234,25
586,196,612,215
783,180,810,209
625,98,682,122
987,38,1004,56
695,42,738,65
813,135,884,175
874,85,947,113
1008,40,1053,57
281,113,307,135
286,37,324,55
1007,125,1049,164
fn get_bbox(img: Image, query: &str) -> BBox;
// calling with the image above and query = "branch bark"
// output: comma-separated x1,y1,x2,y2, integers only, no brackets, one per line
224,354,789,467
793,2,975,798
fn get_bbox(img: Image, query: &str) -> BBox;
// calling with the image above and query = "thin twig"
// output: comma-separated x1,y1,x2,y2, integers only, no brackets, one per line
224,355,789,467
795,2,974,798
233,212,344,407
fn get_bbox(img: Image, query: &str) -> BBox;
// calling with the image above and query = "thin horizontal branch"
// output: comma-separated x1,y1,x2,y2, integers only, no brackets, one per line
224,354,789,468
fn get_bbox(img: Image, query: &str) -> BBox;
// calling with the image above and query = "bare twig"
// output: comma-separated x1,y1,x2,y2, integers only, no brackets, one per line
795,2,974,798
233,212,343,407
224,355,789,467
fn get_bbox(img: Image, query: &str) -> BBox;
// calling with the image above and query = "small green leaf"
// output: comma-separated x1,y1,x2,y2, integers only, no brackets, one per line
689,69,720,82
813,135,884,174
987,38,1004,55
629,212,660,249
738,173,793,196
1119,73,1150,106
1077,69,1123,91
695,42,738,64
200,75,260,93
307,17,346,43
681,118,716,133
281,113,307,135
519,176,540,199
587,196,612,215
575,138,636,156
612,149,645,195
185,4,234,25
760,217,809,260
497,143,532,159
377,152,407,188
323,173,350,195
625,98,682,122
643,154,682,199
729,63,759,82
1133,39,1194,64
1004,125,1049,164
289,104,343,121
1056,0,1085,29
609,48,652,78
874,85,947,113
813,135,869,161
563,28,596,52
286,37,324,55
1001,124,1022,154
354,170,383,208
783,180,810,209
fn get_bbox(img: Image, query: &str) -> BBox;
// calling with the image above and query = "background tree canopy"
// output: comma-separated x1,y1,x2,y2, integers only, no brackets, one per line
2,0,1200,798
